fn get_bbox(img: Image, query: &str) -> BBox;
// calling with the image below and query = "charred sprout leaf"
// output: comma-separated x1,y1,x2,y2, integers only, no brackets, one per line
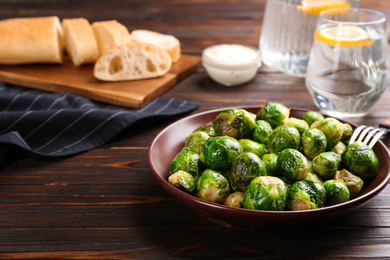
196,169,230,203
195,122,215,136
331,141,347,156
214,108,256,139
333,169,364,199
200,136,243,171
244,176,288,211
304,172,324,184
285,117,309,135
251,120,273,144
342,141,378,181
268,125,300,154
286,180,326,210
230,152,267,192
262,153,278,176
277,148,309,181
301,128,327,159
169,150,204,180
311,117,344,151
256,101,290,128
303,111,325,126
185,131,210,154
323,180,350,206
341,123,353,145
312,151,341,180
168,170,196,192
238,139,269,158
224,192,244,208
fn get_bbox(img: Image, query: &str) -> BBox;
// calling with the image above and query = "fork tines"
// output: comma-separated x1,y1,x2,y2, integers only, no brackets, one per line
349,125,386,149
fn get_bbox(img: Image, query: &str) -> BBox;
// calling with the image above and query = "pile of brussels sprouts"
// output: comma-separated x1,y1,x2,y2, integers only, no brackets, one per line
168,102,379,211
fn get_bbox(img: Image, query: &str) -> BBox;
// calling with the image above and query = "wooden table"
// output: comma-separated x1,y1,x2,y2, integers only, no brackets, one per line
1,0,390,259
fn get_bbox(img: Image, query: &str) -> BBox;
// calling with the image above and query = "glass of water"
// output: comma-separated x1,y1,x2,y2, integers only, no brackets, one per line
260,0,359,77
305,8,389,118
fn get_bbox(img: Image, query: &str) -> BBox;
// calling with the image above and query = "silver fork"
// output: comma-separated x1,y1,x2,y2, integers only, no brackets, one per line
349,125,389,148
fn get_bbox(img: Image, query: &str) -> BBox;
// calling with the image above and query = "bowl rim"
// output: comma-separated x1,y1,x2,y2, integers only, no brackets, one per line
148,105,390,216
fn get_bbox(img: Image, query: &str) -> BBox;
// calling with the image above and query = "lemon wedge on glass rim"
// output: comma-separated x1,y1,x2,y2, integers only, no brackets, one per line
315,25,375,47
297,0,350,15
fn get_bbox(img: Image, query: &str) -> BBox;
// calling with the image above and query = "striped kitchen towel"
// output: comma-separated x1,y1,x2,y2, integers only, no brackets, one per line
0,83,198,168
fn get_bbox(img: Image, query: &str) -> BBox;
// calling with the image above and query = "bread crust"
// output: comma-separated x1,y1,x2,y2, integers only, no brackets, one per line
130,29,181,63
91,20,132,56
0,16,64,64
93,41,172,81
62,18,99,66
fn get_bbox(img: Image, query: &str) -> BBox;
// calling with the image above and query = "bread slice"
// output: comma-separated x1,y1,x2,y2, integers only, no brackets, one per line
62,18,99,66
130,29,181,63
93,41,172,81
0,16,63,64
91,20,132,56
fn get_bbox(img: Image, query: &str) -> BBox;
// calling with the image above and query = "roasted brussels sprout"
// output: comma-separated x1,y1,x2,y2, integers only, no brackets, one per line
195,169,230,203
341,123,353,145
286,180,326,210
307,158,313,173
312,151,341,180
268,125,300,154
168,170,196,192
200,136,243,171
256,101,290,128
214,108,256,139
262,153,278,176
342,141,378,181
230,152,267,192
195,122,215,136
185,131,210,154
331,141,347,155
304,172,324,184
311,117,345,150
224,191,244,208
251,120,273,144
243,176,288,211
169,150,204,180
277,148,309,181
238,139,268,158
301,128,327,159
333,169,364,199
323,180,350,206
285,117,309,135
303,111,325,126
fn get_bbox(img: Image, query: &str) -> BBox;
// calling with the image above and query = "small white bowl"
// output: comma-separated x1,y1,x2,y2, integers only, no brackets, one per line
202,44,262,87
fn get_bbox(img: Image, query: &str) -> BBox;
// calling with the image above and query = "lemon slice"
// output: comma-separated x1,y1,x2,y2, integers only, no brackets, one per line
315,26,375,47
297,0,350,15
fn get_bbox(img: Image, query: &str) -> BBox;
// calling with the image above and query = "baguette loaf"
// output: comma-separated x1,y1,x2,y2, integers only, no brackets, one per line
93,41,172,81
0,16,63,64
130,29,181,63
62,18,99,66
91,20,132,56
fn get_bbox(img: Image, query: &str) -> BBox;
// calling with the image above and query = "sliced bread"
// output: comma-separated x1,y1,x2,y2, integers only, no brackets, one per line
93,41,172,81
0,16,63,64
91,20,132,56
130,29,181,63
62,18,99,66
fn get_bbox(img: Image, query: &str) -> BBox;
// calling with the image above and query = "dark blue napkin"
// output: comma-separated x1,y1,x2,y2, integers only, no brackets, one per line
0,83,198,168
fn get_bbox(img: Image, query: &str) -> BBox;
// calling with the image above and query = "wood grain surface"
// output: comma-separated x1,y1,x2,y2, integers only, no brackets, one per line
0,55,201,108
0,0,390,259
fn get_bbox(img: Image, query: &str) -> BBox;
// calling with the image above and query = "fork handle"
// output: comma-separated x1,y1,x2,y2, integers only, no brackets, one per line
379,115,390,129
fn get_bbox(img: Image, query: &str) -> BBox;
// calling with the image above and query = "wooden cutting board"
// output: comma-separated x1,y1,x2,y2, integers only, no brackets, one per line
0,54,201,108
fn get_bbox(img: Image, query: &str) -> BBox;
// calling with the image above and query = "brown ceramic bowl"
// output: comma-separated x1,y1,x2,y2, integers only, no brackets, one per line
148,107,390,230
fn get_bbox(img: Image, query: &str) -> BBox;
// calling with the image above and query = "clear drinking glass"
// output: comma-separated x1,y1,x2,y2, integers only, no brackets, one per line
305,8,389,118
260,0,359,77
